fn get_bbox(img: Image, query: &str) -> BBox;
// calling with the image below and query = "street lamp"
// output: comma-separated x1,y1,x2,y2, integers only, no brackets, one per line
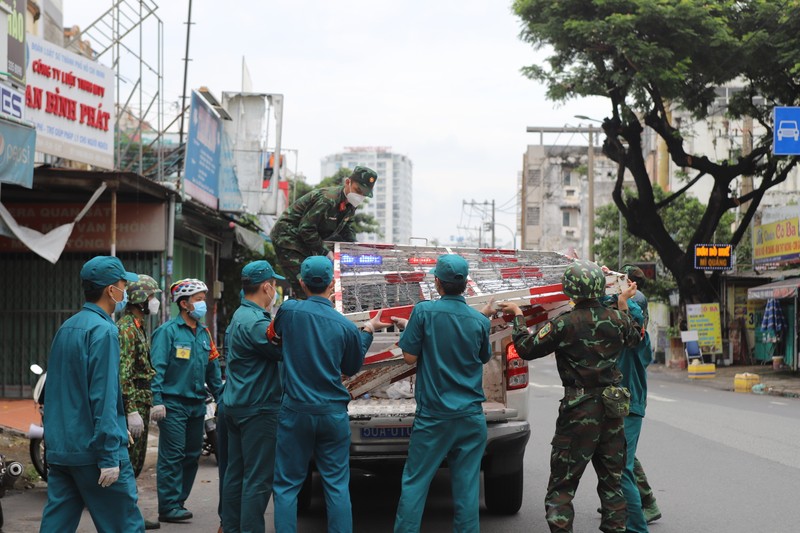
493,222,517,249
574,115,598,261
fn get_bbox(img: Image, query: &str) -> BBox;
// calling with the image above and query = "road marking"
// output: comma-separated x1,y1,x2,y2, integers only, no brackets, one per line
648,393,677,403
770,401,788,406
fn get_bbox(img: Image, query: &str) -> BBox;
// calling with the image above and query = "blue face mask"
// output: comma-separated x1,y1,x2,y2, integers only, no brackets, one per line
189,300,207,321
111,286,128,314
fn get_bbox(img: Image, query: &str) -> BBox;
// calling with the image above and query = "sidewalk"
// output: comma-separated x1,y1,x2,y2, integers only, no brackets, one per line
0,399,39,436
649,362,800,398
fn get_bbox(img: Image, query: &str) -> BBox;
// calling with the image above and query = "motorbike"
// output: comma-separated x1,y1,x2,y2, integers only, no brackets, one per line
29,364,48,481
0,453,24,529
201,385,218,463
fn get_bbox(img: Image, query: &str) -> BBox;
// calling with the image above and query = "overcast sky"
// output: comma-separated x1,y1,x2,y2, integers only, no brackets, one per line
64,1,607,247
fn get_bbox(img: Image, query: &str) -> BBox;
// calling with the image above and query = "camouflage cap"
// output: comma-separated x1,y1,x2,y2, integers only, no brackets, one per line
562,260,606,300
622,264,646,286
349,166,378,198
127,274,162,304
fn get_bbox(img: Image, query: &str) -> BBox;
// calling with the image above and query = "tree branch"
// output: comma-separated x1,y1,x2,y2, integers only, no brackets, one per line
655,171,706,210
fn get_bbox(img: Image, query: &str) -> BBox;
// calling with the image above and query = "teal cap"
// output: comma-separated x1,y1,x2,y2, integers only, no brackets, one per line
241,260,285,284
80,256,138,287
301,256,333,287
429,254,469,283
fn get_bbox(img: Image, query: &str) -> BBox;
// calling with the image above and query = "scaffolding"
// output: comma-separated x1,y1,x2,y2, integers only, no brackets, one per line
64,0,166,180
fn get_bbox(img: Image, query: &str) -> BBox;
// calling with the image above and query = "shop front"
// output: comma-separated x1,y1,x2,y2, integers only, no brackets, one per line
747,279,800,371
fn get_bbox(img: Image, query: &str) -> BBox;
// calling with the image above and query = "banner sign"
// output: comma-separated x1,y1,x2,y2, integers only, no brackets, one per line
0,202,166,252
183,91,221,209
686,302,723,354
694,244,732,270
24,33,115,169
0,117,34,187
1,0,25,86
753,217,800,265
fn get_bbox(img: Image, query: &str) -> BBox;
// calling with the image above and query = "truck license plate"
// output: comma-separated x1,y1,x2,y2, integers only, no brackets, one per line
360,427,412,439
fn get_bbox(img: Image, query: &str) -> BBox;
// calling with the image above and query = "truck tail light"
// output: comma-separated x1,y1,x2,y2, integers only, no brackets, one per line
506,344,528,391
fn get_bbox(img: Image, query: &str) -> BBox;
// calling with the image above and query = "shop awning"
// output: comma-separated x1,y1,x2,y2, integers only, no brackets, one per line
747,278,800,300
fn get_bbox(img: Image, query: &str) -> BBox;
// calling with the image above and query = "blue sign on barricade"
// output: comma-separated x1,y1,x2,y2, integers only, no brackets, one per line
774,107,800,155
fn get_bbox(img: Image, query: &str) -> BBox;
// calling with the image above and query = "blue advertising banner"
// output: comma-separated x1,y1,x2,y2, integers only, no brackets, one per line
0,117,35,188
218,129,244,212
183,91,221,208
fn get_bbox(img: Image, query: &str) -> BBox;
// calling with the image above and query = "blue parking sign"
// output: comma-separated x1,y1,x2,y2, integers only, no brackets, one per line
774,107,800,155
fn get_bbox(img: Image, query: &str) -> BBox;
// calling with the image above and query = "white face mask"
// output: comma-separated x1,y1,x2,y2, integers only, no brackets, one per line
346,191,366,207
147,297,161,316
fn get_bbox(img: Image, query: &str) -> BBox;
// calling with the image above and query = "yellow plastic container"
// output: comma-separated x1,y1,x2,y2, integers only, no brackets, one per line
688,363,716,379
734,372,760,393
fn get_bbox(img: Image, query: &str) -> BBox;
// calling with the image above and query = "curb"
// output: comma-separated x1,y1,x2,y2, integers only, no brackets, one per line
0,425,29,438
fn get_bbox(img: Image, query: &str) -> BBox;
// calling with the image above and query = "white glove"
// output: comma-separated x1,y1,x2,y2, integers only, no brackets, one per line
390,316,408,330
127,411,144,438
98,466,120,487
150,404,166,422
326,251,334,261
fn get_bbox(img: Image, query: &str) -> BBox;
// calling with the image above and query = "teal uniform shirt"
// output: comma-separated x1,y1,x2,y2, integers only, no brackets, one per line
617,294,651,416
150,315,223,404
44,303,129,468
271,296,372,414
399,295,492,419
222,299,283,416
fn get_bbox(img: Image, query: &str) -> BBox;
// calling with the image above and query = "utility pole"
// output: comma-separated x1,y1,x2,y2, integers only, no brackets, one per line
463,200,496,247
526,125,598,260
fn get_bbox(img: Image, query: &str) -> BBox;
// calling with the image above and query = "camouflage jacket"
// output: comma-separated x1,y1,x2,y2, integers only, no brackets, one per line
117,311,156,412
511,299,641,389
269,186,357,255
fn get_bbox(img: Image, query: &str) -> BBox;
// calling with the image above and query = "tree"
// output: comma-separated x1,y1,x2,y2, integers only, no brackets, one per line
284,167,382,237
594,186,735,303
514,0,800,303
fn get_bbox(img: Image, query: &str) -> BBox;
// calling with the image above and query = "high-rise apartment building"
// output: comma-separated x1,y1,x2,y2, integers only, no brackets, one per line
321,147,413,245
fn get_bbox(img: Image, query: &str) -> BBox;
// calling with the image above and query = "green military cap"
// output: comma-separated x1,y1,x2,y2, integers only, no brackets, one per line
80,256,138,287
301,256,333,288
242,260,285,284
429,254,469,283
349,166,378,198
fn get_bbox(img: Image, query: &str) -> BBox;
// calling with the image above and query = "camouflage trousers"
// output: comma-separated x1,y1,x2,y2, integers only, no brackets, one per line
546,394,626,533
633,456,656,507
129,403,152,478
273,245,309,299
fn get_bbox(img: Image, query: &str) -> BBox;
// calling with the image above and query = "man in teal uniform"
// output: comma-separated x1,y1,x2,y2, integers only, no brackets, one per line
269,166,378,297
616,265,655,532
222,260,284,533
40,256,144,533
150,278,223,523
392,254,492,533
269,256,390,533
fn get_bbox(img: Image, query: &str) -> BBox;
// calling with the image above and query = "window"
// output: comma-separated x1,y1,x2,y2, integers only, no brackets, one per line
527,168,541,188
526,206,540,226
562,211,571,227
565,189,576,197
562,169,571,186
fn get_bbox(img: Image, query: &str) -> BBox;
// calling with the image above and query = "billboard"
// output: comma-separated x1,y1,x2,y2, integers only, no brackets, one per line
0,116,34,187
24,34,115,168
183,91,221,209
753,217,800,266
1,0,25,86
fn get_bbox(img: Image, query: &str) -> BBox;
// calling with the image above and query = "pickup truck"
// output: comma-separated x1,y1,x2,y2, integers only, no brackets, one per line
297,243,626,514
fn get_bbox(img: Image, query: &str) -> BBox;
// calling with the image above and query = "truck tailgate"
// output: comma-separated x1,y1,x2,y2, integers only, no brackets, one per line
348,399,518,422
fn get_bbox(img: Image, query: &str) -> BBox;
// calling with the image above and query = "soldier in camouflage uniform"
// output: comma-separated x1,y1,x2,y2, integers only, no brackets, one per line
269,165,378,297
499,261,641,533
118,274,162,478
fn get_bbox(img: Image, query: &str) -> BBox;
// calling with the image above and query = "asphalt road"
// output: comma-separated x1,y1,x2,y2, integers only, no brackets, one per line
4,356,800,532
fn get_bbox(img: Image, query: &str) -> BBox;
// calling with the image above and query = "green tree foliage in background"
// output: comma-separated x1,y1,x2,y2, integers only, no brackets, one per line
514,0,800,303
594,186,735,303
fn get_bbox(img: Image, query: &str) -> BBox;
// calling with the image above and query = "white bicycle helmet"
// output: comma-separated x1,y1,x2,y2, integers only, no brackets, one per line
170,278,208,302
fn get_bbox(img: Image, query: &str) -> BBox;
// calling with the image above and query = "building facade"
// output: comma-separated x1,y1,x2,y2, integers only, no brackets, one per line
321,146,413,245
519,144,625,258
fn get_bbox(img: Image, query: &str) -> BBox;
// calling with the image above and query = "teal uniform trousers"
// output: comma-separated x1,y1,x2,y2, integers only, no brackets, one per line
156,396,205,514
